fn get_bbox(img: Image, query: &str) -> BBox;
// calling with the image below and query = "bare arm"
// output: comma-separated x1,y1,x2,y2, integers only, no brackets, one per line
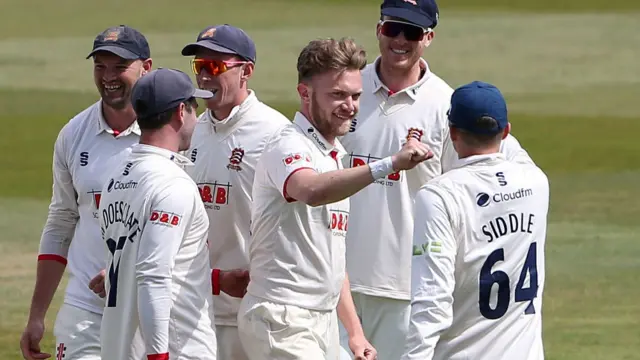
286,164,376,207
28,262,66,321
337,274,364,339
287,139,433,207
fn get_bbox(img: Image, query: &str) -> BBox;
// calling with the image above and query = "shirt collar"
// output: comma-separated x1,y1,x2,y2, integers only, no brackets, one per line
451,153,506,170
370,57,431,100
95,101,141,137
131,143,194,167
205,90,258,133
293,112,346,157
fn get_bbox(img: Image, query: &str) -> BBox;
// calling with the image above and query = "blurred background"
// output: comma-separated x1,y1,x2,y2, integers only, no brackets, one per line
0,1,638,359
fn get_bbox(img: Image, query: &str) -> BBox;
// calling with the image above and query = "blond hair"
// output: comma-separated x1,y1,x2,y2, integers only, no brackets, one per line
296,37,367,83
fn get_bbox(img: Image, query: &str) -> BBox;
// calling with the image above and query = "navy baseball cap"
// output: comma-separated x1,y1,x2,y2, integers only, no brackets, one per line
86,25,150,60
181,24,257,63
448,81,508,135
381,0,439,29
131,68,213,119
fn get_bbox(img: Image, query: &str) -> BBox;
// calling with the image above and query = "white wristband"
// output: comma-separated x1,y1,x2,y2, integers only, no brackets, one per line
369,156,394,180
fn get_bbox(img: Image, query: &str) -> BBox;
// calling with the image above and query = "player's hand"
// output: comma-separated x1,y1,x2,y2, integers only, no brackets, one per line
391,138,434,171
20,320,51,360
88,269,106,298
348,335,377,360
220,269,250,298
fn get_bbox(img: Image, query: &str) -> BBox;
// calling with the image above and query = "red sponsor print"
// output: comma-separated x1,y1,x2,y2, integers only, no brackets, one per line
283,152,311,166
149,210,181,226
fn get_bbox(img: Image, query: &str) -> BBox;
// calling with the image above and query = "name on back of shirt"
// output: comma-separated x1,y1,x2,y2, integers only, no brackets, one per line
101,200,141,238
482,213,535,243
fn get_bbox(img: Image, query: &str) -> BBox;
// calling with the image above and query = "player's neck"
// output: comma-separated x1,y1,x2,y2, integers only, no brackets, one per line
378,59,423,93
139,130,180,154
457,147,501,159
210,89,250,121
300,108,336,145
102,103,137,132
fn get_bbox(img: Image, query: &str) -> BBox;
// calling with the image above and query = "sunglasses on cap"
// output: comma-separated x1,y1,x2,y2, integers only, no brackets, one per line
379,20,430,42
191,58,247,76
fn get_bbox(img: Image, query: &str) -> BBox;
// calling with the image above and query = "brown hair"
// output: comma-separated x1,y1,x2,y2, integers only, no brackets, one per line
297,37,367,83
456,116,504,147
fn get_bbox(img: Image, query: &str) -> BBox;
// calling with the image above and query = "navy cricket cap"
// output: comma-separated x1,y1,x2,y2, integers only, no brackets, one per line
381,0,439,29
181,24,257,63
87,25,150,60
448,81,508,135
131,68,213,120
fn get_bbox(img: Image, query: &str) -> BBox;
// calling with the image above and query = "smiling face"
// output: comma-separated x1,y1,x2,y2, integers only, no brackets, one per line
376,16,434,72
299,68,362,140
93,52,150,110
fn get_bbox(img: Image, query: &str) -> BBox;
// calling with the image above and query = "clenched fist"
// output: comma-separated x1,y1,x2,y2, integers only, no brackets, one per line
391,138,434,171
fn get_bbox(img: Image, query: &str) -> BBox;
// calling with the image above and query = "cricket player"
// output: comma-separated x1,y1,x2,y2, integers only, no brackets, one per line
99,68,216,360
238,37,433,360
180,24,291,360
402,81,549,360
337,1,535,358
20,25,152,360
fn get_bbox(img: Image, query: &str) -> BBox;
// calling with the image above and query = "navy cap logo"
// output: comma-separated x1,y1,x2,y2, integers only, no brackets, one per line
403,0,418,5
201,28,216,39
103,30,120,42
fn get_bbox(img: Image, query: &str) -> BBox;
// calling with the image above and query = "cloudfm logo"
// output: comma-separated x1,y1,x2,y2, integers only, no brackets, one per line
476,188,534,207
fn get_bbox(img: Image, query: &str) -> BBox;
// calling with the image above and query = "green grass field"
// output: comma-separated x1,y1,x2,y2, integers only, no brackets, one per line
1,1,639,359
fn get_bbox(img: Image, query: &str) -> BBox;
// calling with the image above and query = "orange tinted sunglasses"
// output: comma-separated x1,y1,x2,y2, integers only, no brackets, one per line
191,58,247,76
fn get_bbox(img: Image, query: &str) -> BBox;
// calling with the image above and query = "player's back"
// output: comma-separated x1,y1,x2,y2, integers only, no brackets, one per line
430,154,549,360
99,144,215,360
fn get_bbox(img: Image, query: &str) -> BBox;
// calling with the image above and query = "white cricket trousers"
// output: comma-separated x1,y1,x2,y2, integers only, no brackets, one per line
217,324,250,360
53,303,101,360
338,293,411,360
54,303,145,360
237,293,340,360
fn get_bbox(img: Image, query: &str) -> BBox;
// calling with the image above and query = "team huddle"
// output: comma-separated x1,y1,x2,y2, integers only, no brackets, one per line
19,0,550,360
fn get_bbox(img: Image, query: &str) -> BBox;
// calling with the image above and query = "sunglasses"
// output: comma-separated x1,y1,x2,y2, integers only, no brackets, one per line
191,58,247,76
379,20,430,42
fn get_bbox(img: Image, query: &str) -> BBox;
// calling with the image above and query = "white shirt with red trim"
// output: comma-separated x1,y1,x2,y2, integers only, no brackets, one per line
100,144,216,360
339,58,535,300
248,112,349,311
39,100,140,315
403,153,548,360
185,90,290,326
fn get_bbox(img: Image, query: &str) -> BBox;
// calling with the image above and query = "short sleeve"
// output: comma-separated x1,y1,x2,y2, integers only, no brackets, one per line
263,135,316,201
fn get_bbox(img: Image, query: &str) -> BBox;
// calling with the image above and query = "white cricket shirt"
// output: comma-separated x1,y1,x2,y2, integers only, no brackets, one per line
38,100,140,315
185,90,290,325
339,57,535,300
248,112,349,311
403,153,549,360
100,144,216,360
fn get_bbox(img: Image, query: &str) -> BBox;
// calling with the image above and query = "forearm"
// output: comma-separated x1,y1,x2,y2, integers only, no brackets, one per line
336,275,364,338
308,165,375,206
28,260,66,321
137,277,172,356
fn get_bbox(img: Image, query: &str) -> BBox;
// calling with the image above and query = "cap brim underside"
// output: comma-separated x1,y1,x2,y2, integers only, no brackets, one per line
86,45,140,60
192,88,214,99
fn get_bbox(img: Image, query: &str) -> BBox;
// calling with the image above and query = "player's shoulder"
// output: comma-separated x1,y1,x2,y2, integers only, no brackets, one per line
506,159,549,187
251,97,291,126
57,100,101,141
418,68,454,101
499,134,537,166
